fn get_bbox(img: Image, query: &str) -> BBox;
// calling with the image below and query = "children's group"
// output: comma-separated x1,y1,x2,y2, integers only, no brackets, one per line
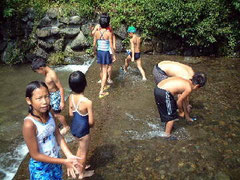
22,13,207,179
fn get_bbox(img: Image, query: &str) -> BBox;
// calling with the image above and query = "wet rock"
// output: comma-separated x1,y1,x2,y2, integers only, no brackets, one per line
36,27,52,38
115,38,123,52
39,16,52,27
59,17,69,24
53,38,64,52
141,41,153,53
81,23,94,36
214,171,230,180
69,16,81,25
0,170,5,179
60,27,80,38
114,24,127,39
38,40,53,50
70,31,89,50
34,47,48,59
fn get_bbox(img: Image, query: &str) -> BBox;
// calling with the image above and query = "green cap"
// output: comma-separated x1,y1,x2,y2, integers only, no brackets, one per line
127,26,136,33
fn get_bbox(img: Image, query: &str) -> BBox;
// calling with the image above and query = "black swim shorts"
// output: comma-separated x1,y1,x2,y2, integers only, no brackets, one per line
154,87,178,122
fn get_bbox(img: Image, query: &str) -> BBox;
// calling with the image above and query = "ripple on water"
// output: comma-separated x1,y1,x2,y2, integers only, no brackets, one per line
124,114,191,140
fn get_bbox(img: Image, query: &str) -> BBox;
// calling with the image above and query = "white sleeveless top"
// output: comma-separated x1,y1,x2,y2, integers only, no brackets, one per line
24,113,60,158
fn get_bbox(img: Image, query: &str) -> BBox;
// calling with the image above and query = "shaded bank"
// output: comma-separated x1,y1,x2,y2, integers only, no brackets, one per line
14,54,240,179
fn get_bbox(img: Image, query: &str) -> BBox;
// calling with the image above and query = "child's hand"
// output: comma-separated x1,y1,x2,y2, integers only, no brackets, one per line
113,55,116,62
187,104,192,113
65,159,80,179
60,101,65,110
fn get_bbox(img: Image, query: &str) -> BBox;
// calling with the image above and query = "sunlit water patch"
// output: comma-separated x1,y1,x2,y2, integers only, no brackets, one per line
0,143,28,180
124,113,190,140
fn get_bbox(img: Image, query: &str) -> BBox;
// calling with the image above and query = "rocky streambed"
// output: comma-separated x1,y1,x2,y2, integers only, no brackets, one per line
14,54,240,180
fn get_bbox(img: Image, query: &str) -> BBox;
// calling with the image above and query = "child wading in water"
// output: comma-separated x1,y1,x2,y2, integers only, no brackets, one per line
93,14,116,98
154,73,207,139
23,81,80,179
124,26,147,81
31,58,70,135
91,13,116,85
68,71,95,179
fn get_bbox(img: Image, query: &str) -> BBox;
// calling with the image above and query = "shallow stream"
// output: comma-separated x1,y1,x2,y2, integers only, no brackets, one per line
0,54,239,179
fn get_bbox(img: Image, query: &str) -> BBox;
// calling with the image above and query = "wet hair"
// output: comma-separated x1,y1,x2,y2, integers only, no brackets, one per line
192,72,207,87
25,81,49,114
31,58,46,71
69,71,87,94
99,13,110,28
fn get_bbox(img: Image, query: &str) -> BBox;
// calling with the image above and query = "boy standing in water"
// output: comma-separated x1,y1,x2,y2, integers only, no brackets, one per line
154,73,207,138
124,26,147,81
31,58,70,134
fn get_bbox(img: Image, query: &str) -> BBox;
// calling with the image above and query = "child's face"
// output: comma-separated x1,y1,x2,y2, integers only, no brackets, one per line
26,86,50,113
35,67,45,75
128,32,133,37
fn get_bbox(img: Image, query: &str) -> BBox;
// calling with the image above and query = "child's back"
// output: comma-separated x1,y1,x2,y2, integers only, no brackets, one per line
131,34,141,53
157,77,192,96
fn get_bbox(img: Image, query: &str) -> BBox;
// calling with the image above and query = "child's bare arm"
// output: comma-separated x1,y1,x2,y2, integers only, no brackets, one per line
68,95,73,117
177,89,192,121
91,24,100,36
130,38,135,62
109,33,116,61
87,100,94,127
93,33,97,55
53,74,65,110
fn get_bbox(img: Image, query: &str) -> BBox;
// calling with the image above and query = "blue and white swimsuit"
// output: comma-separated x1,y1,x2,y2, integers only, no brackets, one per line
97,30,112,65
24,113,62,180
50,90,61,113
70,96,90,138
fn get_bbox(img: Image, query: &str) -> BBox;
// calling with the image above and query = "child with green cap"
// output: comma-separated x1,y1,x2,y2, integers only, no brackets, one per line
123,26,147,81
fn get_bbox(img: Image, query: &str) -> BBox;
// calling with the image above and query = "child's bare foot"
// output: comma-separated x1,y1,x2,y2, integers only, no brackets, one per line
142,77,147,81
99,92,109,99
78,170,94,179
107,79,113,84
60,126,70,135
85,164,90,169
103,85,111,91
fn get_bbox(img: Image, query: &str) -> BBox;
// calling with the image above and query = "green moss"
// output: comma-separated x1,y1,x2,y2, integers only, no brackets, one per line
47,52,68,66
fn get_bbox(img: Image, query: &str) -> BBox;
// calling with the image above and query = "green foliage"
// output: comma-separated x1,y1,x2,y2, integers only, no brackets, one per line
1,0,240,58
47,52,67,65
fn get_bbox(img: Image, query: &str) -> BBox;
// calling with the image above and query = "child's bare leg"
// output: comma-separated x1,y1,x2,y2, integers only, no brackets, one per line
124,55,131,72
54,113,69,134
165,120,174,136
136,59,147,80
107,65,113,83
100,65,108,95
76,135,94,179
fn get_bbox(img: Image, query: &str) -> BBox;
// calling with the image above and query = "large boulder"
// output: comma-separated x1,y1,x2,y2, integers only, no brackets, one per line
60,26,80,38
34,47,48,59
81,22,95,36
141,41,153,53
70,31,89,50
69,16,81,25
115,38,124,52
114,24,127,39
53,38,64,52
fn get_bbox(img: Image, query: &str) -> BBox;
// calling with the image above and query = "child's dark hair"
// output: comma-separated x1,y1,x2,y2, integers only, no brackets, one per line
26,81,49,114
192,72,207,87
99,13,110,28
69,71,87,93
31,58,46,71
